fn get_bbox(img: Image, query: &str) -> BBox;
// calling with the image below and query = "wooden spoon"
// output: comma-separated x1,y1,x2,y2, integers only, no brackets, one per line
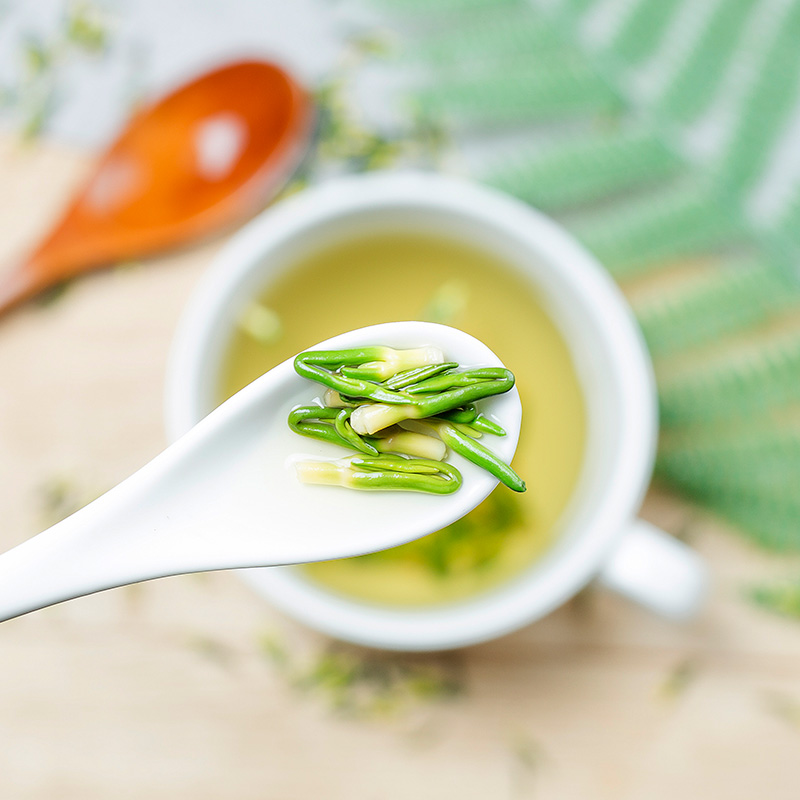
0,59,314,315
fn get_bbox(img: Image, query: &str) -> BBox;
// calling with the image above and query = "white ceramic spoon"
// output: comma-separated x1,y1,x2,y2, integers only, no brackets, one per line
0,322,521,622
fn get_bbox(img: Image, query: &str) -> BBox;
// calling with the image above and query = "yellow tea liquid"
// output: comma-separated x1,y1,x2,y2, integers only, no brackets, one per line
218,232,585,606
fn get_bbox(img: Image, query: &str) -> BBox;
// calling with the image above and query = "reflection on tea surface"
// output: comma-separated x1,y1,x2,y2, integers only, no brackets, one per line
219,232,585,606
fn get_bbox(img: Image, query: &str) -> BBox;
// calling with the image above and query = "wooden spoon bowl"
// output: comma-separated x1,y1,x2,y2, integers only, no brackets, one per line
0,59,313,315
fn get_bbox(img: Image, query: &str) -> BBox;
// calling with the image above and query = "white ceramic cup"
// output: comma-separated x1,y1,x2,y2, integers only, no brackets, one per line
165,171,707,651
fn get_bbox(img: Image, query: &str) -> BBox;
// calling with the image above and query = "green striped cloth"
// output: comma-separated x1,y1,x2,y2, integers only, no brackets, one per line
367,0,800,551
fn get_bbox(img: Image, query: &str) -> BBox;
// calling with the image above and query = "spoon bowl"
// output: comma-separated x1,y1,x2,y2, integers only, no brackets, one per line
0,322,521,622
0,60,313,315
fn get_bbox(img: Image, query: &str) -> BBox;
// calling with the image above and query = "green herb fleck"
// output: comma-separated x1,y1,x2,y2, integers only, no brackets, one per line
1,1,111,139
508,729,547,771
238,302,283,346
38,475,97,527
64,1,109,53
22,37,53,77
186,635,236,669
658,657,699,701
421,280,469,325
257,634,465,719
313,78,400,171
347,30,395,59
507,728,549,796
259,630,291,671
34,280,72,307
749,580,800,620
354,489,524,577
763,691,800,731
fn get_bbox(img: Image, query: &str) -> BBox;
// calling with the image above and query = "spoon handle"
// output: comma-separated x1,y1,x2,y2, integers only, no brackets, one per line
0,260,43,316
0,362,303,621
0,455,207,621
0,505,136,621
0,422,266,621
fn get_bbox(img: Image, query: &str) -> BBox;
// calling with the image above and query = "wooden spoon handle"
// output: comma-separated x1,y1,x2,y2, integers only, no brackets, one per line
0,260,49,316
0,241,92,316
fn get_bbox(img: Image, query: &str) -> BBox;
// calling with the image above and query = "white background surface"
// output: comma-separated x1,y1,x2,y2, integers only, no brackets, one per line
0,0,349,147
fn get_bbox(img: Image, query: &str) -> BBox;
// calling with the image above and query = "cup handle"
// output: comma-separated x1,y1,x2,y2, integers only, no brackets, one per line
598,518,708,619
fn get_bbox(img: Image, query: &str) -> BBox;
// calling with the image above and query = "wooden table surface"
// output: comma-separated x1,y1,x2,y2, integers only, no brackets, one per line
1,136,799,800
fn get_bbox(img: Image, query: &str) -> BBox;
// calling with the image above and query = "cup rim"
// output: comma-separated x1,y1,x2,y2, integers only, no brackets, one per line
165,170,657,651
